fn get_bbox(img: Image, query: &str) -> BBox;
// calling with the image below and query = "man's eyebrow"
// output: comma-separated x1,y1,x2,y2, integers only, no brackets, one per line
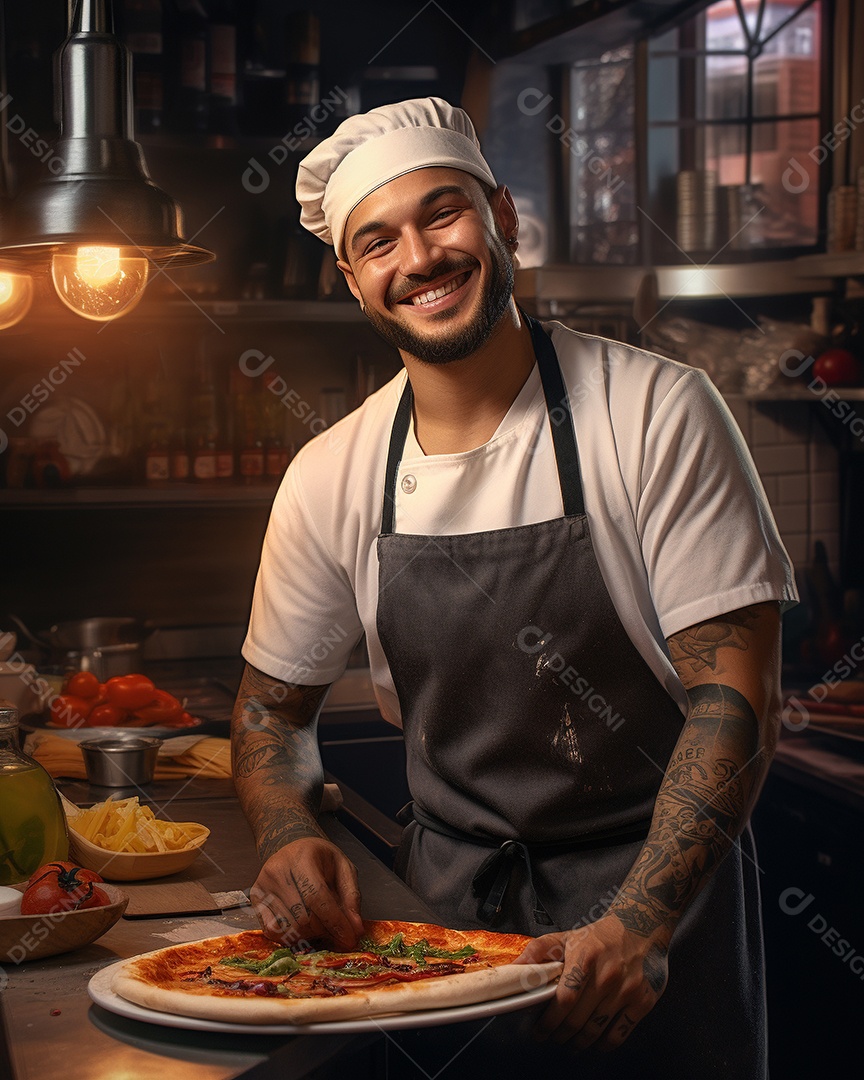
419,184,472,206
349,185,473,254
350,219,387,255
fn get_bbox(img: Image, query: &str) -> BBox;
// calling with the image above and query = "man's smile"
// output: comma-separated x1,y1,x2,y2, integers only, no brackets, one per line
394,270,474,313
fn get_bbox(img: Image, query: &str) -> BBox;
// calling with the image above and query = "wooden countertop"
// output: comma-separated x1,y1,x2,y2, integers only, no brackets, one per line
0,786,439,1080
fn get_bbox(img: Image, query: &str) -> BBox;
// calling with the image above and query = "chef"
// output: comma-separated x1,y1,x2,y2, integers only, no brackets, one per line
232,98,797,1075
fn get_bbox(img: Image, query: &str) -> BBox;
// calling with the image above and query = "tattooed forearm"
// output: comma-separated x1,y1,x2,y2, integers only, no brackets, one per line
666,605,761,679
609,683,764,940
231,663,331,862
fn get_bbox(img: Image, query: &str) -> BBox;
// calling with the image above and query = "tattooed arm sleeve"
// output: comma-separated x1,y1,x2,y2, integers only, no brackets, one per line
231,662,331,862
608,601,782,943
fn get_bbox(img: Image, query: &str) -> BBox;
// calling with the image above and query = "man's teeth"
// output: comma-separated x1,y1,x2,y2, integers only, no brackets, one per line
410,274,466,306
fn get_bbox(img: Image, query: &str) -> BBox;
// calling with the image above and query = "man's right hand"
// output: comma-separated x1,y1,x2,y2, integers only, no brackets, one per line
249,836,364,951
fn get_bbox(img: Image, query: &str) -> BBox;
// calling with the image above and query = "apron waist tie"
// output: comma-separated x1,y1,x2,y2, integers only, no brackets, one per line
401,802,653,928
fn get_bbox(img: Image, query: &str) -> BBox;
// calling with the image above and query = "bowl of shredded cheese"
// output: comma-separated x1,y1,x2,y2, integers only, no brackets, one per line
61,793,209,881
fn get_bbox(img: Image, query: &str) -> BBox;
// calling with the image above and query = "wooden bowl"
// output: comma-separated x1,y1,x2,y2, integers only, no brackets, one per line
60,793,210,882
67,827,209,881
0,883,127,963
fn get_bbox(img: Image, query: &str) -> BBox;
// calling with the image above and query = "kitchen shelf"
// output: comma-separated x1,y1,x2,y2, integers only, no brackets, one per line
724,388,864,402
794,252,864,279
150,299,365,324
3,298,366,333
0,483,281,509
515,260,835,306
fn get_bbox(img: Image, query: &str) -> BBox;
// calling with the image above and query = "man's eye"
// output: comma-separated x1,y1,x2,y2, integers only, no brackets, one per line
432,208,458,222
365,238,392,254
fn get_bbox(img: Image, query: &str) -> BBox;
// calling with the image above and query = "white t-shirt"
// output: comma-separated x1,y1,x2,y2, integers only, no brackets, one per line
243,321,798,724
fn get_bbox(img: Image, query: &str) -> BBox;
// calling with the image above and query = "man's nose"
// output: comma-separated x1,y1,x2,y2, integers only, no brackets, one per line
397,227,445,279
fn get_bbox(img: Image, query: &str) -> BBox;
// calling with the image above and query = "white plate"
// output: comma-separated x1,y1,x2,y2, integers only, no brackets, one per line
88,959,559,1035
21,721,203,742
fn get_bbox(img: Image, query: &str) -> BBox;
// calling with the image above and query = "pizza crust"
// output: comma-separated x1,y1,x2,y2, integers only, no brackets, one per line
111,922,563,1026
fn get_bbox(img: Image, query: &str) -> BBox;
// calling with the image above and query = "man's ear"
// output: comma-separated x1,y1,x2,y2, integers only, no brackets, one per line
489,184,518,242
336,256,363,305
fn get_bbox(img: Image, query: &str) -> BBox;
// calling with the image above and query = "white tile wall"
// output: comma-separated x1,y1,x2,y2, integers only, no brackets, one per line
726,397,840,577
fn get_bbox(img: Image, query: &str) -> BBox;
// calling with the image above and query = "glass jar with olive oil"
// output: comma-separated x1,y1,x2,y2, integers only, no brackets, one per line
0,700,68,884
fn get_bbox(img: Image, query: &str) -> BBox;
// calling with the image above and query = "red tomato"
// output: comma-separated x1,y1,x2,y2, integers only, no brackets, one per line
65,671,101,699
27,862,102,887
49,694,93,729
131,689,183,725
104,674,157,711
21,863,108,914
812,348,863,386
86,703,127,727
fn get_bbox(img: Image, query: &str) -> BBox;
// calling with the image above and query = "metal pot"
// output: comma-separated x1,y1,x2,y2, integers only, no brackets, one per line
8,615,153,680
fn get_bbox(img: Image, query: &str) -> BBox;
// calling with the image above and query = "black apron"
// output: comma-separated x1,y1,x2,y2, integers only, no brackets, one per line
375,316,766,1078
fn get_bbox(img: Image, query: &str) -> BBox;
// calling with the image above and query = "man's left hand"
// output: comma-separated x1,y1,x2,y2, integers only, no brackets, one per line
514,915,669,1051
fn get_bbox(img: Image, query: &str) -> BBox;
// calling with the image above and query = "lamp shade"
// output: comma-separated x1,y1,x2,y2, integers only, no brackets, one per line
0,0,214,268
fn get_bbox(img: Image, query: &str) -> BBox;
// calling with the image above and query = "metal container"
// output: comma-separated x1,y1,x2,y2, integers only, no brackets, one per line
80,736,160,787
9,616,153,681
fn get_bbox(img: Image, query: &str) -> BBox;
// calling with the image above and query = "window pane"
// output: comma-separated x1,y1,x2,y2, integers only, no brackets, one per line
753,6,820,116
706,1,748,51
568,56,637,264
706,123,748,180
750,117,819,245
758,0,818,44
706,54,749,120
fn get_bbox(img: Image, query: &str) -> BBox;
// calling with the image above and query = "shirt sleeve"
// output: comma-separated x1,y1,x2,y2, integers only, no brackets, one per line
241,455,364,685
636,368,798,639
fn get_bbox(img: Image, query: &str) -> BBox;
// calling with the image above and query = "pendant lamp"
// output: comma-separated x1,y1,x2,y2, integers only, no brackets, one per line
0,0,214,322
0,0,34,329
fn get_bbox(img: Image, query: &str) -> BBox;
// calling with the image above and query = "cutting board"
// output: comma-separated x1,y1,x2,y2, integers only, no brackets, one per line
122,880,222,918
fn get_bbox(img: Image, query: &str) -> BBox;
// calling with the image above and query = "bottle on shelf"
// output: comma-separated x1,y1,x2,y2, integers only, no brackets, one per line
206,0,239,135
170,426,190,482
231,367,265,483
122,0,165,134
262,373,291,480
140,363,172,486
189,345,220,483
284,11,320,126
166,0,209,134
0,702,69,886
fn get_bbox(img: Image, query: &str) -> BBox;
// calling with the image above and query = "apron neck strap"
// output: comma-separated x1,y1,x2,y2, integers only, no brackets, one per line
380,314,584,535
525,313,585,518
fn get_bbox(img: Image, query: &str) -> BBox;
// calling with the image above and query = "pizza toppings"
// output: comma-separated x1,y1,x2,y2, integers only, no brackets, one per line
193,935,480,997
356,932,478,966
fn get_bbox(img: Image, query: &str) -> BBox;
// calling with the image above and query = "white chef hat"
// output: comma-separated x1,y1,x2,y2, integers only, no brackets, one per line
296,97,497,258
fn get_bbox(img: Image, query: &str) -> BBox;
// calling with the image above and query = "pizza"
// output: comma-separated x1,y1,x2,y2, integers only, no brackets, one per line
111,919,562,1024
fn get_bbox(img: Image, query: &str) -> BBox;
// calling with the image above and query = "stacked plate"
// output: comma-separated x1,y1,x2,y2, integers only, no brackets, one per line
677,170,717,253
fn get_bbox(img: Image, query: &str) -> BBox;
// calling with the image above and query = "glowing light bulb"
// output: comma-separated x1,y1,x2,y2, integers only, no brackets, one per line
51,245,150,322
0,269,34,330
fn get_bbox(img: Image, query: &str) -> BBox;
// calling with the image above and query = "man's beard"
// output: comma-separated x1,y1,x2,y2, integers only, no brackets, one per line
361,234,514,365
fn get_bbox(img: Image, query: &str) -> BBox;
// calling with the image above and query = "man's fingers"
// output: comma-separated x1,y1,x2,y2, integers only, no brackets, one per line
549,990,620,1049
595,992,655,1052
251,878,326,946
514,932,567,966
334,860,364,935
292,868,359,950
